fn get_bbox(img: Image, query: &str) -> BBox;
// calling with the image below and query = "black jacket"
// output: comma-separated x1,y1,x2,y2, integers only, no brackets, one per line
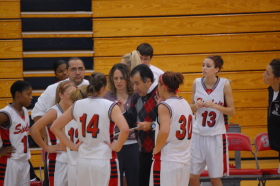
267,86,280,151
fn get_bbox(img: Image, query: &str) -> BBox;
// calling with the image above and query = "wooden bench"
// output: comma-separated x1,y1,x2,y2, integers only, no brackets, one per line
23,70,93,77
0,60,22,78
0,20,21,39
93,12,280,37
94,51,279,74
22,31,93,38
21,11,92,18
0,1,20,18
22,50,94,58
0,40,22,58
94,32,280,57
92,0,280,17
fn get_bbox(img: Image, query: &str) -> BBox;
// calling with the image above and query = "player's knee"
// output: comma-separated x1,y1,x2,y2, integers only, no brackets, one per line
210,177,222,186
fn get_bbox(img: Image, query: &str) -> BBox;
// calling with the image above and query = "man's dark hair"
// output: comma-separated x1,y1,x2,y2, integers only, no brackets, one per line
66,57,85,69
131,64,154,83
136,43,153,59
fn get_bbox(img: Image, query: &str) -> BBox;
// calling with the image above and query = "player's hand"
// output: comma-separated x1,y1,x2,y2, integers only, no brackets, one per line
154,91,164,104
115,100,126,113
45,144,62,154
195,99,205,108
105,141,121,152
71,141,83,151
204,100,217,109
0,146,16,157
136,121,152,131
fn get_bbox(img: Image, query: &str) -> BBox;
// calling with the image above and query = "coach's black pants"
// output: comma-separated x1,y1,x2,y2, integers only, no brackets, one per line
118,143,139,186
139,152,153,186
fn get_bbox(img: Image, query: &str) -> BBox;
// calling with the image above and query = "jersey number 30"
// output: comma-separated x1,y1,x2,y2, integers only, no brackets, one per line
80,114,100,138
176,115,192,140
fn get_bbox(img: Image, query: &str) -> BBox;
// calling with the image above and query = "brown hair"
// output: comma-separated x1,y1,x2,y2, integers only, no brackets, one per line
70,85,88,102
55,80,76,104
108,63,133,96
269,58,280,78
206,55,224,72
160,71,184,93
87,72,107,96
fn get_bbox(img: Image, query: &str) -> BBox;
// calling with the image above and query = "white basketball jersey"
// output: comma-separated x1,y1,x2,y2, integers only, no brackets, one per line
65,119,79,166
72,97,116,159
154,97,193,165
46,104,68,163
193,77,228,136
0,105,30,161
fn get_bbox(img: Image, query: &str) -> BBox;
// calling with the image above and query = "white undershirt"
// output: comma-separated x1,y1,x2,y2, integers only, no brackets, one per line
273,91,279,101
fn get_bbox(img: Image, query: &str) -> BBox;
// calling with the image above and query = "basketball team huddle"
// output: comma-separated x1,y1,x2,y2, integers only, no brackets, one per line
0,43,279,186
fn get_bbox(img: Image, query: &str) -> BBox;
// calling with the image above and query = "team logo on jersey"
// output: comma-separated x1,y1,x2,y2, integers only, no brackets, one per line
14,123,30,134
272,103,280,116
196,98,224,106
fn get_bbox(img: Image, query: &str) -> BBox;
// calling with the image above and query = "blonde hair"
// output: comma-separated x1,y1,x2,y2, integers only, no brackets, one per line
70,85,88,102
55,80,76,104
121,50,141,69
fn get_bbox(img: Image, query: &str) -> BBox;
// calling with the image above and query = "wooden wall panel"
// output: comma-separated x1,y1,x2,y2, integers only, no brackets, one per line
0,98,12,108
179,89,267,108
0,40,22,58
0,20,21,39
0,79,22,97
230,108,267,127
92,0,280,17
94,51,279,74
94,32,280,57
181,71,266,91
93,13,280,37
0,1,20,18
0,60,22,78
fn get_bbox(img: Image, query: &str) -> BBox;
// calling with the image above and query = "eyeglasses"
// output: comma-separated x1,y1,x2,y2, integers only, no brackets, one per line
69,67,85,73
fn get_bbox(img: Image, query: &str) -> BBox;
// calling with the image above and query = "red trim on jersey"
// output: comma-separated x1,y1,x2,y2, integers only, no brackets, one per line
108,158,119,186
222,134,229,176
152,157,161,186
0,157,8,186
0,128,12,157
48,160,56,186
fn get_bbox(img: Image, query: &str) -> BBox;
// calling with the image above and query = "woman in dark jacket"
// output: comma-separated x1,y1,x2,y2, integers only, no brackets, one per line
263,58,280,173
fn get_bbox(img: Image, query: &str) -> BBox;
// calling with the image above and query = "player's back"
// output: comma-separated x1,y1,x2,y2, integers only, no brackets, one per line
157,97,193,165
72,97,115,159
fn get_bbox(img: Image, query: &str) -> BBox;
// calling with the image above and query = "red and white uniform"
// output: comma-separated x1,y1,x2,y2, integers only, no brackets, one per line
150,97,193,186
46,104,68,186
0,105,30,186
72,97,119,186
65,119,79,186
191,77,229,178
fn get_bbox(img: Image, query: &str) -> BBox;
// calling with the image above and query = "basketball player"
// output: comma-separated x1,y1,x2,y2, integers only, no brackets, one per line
50,72,129,186
30,80,77,186
150,71,193,186
66,85,88,186
0,80,32,186
190,56,235,186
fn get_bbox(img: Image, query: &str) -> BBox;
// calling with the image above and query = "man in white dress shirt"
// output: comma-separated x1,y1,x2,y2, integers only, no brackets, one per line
32,57,89,122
